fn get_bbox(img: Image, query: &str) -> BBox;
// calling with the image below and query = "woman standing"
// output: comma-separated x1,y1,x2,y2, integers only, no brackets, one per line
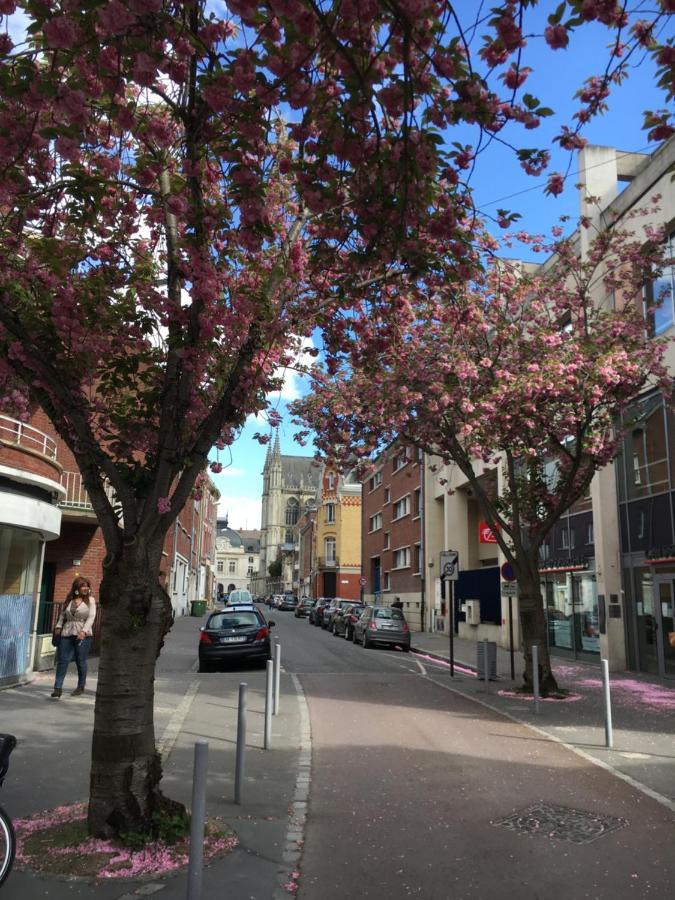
50,577,97,699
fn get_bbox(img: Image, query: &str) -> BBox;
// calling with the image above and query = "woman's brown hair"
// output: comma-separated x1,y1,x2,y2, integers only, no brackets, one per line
66,576,92,604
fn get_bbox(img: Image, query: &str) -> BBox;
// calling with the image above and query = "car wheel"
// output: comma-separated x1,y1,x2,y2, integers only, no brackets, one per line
352,629,359,644
198,661,213,673
345,627,351,640
332,622,337,635
363,633,370,649
402,645,410,653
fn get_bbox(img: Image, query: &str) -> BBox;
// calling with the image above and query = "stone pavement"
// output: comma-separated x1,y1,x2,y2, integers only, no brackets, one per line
410,629,675,811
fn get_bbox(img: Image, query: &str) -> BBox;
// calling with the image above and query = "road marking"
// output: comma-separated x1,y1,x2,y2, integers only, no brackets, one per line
156,679,199,759
421,672,675,815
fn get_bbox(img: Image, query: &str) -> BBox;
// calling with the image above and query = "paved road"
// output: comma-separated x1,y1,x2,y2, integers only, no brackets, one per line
269,611,675,900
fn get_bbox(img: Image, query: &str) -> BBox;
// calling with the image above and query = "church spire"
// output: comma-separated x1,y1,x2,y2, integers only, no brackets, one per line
272,427,281,458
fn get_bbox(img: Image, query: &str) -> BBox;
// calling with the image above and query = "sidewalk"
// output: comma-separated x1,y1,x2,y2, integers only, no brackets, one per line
1,617,305,900
411,629,675,810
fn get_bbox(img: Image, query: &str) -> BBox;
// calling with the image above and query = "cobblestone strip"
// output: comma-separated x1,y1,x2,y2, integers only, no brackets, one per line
273,673,312,899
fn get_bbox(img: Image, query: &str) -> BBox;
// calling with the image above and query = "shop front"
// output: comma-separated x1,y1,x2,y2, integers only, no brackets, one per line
542,563,600,659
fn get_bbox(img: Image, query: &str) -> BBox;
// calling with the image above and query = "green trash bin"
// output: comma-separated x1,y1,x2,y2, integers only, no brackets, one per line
191,600,207,617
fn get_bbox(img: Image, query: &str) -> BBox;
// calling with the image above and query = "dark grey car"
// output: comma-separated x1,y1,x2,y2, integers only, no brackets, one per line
198,605,275,671
353,605,410,651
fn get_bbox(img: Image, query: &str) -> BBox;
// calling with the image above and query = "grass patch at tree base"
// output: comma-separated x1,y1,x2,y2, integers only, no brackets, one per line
16,802,238,881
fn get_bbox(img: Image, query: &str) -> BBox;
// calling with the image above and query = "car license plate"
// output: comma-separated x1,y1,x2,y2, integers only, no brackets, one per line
220,636,246,643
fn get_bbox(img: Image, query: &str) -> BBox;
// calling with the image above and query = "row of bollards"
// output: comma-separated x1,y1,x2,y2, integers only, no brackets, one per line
186,638,282,900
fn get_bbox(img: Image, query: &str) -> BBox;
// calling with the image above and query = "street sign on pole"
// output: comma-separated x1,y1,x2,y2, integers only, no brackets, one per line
501,581,517,597
439,550,459,581
359,576,366,586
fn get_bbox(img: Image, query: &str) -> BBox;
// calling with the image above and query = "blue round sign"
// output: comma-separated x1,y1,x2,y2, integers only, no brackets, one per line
501,562,515,582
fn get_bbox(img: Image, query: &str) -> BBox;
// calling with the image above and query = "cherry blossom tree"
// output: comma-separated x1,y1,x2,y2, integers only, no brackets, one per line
294,214,670,694
0,0,671,835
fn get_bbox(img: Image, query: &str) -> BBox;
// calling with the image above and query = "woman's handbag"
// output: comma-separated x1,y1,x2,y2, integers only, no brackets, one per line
52,603,70,647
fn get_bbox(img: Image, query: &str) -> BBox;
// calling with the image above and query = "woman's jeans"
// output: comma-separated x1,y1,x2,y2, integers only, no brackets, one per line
54,636,92,689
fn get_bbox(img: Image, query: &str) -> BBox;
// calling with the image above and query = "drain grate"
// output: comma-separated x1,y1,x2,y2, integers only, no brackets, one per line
493,802,627,844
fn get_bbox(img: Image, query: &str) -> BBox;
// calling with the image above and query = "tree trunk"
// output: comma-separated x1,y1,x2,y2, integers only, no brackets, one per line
87,541,183,838
517,571,559,696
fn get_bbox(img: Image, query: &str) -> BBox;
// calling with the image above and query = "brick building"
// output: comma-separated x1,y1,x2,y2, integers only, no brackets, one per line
361,443,424,629
0,405,218,685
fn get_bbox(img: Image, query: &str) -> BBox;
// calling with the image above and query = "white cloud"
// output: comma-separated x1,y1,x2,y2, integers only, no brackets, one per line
269,336,314,403
216,466,244,478
218,495,261,530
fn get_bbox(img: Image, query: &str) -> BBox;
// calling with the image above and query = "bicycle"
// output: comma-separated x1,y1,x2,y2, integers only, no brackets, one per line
0,734,17,888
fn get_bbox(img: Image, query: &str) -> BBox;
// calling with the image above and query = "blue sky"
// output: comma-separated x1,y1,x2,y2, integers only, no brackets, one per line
213,7,674,529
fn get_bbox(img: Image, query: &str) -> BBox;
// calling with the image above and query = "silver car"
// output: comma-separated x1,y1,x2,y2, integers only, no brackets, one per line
353,606,411,651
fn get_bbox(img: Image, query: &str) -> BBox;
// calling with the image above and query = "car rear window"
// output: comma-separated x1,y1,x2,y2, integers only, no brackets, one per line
208,612,260,629
374,608,405,621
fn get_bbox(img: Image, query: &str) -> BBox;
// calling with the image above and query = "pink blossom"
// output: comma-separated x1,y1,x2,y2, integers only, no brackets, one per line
157,497,171,514
43,16,80,49
544,24,568,50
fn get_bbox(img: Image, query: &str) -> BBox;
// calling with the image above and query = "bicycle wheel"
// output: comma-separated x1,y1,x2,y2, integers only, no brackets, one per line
0,804,15,887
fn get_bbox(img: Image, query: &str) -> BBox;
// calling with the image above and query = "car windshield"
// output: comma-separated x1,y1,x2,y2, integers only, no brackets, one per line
208,612,259,629
374,608,405,621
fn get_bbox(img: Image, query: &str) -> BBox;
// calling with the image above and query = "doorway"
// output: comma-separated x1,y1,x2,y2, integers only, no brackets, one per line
637,572,675,678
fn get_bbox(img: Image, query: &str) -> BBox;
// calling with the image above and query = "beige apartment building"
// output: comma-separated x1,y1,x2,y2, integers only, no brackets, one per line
425,138,675,679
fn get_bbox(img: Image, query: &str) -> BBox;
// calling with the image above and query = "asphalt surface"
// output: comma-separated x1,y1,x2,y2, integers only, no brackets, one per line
0,607,673,899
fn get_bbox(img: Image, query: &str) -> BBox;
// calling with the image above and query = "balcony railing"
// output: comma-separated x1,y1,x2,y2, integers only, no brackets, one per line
0,414,57,460
60,471,117,512
317,556,339,568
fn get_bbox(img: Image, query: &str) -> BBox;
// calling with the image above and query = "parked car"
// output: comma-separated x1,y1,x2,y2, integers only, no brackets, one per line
311,598,330,626
333,603,364,640
325,599,359,631
295,598,316,618
279,595,299,611
353,605,410,651
198,604,275,671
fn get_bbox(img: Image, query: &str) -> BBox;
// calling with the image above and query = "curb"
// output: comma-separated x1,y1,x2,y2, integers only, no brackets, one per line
272,673,312,899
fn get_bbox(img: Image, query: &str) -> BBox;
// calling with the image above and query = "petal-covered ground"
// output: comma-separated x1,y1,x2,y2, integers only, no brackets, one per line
15,802,238,880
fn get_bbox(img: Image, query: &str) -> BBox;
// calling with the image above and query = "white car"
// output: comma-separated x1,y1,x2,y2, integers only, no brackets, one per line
227,589,253,605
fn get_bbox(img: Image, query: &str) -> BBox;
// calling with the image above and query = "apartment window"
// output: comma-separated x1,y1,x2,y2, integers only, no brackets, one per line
217,561,223,573
248,556,254,563
327,473,335,490
369,512,382,532
325,503,336,524
413,488,421,518
393,495,410,520
586,523,594,545
392,451,408,473
383,531,390,550
384,487,390,504
393,547,411,569
383,572,391,591
414,544,421,573
647,233,674,335
247,566,254,576
369,471,382,491
325,537,336,563
228,560,236,574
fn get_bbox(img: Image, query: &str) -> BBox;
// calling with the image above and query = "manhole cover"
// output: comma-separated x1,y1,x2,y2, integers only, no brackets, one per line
493,802,627,844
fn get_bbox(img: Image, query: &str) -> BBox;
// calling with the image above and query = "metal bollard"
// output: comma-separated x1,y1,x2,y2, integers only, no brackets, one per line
186,740,209,900
234,683,247,804
273,640,281,716
532,644,540,715
601,659,614,748
264,659,273,750
483,638,490,694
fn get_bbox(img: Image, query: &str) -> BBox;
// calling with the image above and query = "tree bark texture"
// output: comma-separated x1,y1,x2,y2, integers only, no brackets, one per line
518,571,559,696
87,541,181,838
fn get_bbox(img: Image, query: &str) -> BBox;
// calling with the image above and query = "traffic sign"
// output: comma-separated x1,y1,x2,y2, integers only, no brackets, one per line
359,576,366,586
501,562,515,582
501,581,518,596
439,550,459,581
